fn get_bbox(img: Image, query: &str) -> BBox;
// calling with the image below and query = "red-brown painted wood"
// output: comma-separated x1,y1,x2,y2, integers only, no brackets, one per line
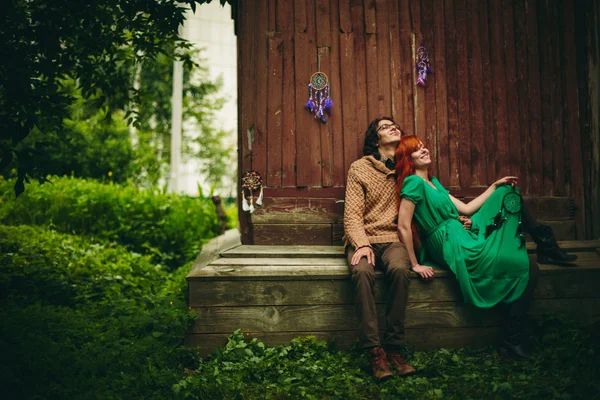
340,33,361,173
444,0,459,187
364,0,377,34
489,0,509,177
466,0,484,186
339,0,352,33
410,0,425,140
375,0,392,118
398,0,415,136
526,0,543,195
421,0,438,178
266,33,283,187
514,0,532,194
433,0,449,185
329,0,346,185
253,0,269,181
538,1,555,196
455,0,472,187
479,0,495,185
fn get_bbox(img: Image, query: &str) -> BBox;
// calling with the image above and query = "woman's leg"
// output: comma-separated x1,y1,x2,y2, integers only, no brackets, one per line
521,202,577,264
498,260,539,360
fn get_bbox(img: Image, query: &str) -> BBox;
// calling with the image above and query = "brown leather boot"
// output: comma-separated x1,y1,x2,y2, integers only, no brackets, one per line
368,347,393,380
387,350,417,376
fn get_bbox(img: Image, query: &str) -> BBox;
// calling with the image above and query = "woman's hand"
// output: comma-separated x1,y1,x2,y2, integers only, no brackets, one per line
411,263,434,281
493,176,518,187
458,216,472,230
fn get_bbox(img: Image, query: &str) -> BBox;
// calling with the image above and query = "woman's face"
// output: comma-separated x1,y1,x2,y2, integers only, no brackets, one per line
410,141,431,168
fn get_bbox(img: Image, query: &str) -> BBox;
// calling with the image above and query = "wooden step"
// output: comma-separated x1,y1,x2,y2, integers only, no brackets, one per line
186,235,600,356
220,240,600,259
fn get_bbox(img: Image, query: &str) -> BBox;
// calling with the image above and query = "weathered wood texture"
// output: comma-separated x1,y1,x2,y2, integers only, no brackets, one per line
237,0,595,244
186,241,600,356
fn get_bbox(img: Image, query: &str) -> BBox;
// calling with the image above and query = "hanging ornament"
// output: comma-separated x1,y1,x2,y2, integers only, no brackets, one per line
485,187,525,248
415,42,432,87
241,170,263,214
305,71,333,123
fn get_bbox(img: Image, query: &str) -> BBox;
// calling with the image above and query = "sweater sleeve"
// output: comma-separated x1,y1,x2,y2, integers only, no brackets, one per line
343,165,372,249
400,175,425,205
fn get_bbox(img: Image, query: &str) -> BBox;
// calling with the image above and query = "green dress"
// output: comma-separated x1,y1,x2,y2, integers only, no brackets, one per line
400,175,530,308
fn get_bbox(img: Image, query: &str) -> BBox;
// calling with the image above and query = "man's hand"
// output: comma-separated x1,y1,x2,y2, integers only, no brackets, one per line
351,246,375,266
458,216,472,230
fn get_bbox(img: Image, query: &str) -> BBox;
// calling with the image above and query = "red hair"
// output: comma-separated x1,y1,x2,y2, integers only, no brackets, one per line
394,135,424,249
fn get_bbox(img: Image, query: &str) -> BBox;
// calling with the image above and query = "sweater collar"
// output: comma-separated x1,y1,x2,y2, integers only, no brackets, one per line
364,155,397,178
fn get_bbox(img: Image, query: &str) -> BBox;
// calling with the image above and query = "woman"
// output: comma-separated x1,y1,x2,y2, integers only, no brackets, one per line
395,135,537,359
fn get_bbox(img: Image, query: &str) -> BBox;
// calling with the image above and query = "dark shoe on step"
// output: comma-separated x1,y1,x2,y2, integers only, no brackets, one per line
386,350,416,376
532,224,577,265
368,347,393,380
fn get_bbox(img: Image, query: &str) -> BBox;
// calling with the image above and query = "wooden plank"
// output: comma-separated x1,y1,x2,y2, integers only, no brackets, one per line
502,0,521,180
294,32,321,187
410,0,425,139
189,269,600,306
316,0,331,47
186,327,500,356
351,3,369,133
186,229,242,278
562,0,586,238
375,0,391,117
340,33,361,172
398,0,415,136
433,0,449,185
266,32,284,187
268,0,276,31
365,33,380,120
455,0,472,188
537,2,554,195
295,0,307,32
525,0,543,195
444,0,459,187
191,302,501,333
253,223,333,245
388,0,402,122
478,0,494,185
328,0,345,186
550,0,565,196
339,0,352,33
253,0,269,180
238,1,257,244
250,197,344,224
420,0,438,178
279,0,297,187
318,47,334,187
218,241,600,259
489,0,509,177
466,0,485,186
332,223,344,245
364,0,377,33
514,0,531,194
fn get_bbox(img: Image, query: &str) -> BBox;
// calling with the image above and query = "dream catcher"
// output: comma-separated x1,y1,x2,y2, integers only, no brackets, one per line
485,187,525,248
416,43,432,87
241,170,263,214
304,71,333,123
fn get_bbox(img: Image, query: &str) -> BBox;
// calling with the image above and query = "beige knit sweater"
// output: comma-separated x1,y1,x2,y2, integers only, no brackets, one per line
343,155,400,249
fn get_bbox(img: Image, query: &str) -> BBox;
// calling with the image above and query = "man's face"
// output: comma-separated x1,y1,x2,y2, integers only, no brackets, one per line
376,120,402,147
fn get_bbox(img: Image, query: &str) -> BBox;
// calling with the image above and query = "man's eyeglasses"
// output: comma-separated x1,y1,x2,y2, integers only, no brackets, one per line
376,123,401,133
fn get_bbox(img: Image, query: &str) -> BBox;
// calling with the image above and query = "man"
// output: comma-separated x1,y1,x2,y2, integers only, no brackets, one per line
343,117,415,380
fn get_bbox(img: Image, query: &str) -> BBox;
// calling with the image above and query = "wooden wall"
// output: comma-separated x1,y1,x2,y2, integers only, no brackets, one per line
236,0,597,244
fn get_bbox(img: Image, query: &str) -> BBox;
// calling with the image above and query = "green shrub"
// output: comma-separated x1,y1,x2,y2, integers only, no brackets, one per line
0,225,198,400
0,177,222,269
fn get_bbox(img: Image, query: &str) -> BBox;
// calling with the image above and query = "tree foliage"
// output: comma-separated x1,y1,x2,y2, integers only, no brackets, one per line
0,0,219,196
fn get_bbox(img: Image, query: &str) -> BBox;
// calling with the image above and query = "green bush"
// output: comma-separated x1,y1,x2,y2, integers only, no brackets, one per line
0,176,222,269
0,224,198,400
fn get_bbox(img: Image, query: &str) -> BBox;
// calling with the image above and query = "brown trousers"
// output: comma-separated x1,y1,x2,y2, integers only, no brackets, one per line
346,242,411,349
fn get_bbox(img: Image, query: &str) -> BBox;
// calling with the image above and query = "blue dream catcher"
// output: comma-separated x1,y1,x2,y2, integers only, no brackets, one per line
304,71,333,123
416,43,432,87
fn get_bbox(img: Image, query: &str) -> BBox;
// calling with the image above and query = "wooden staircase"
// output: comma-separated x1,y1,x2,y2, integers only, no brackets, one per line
186,233,600,356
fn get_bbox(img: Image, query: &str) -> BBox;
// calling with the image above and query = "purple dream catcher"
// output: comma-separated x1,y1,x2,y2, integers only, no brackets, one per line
304,71,333,123
416,43,432,87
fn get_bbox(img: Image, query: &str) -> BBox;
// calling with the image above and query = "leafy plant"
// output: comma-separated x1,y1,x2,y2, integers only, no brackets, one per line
0,176,222,269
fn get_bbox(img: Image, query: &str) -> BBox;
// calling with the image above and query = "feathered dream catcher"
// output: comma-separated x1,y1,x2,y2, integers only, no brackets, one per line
241,170,263,214
416,43,432,87
304,71,333,123
485,186,525,248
